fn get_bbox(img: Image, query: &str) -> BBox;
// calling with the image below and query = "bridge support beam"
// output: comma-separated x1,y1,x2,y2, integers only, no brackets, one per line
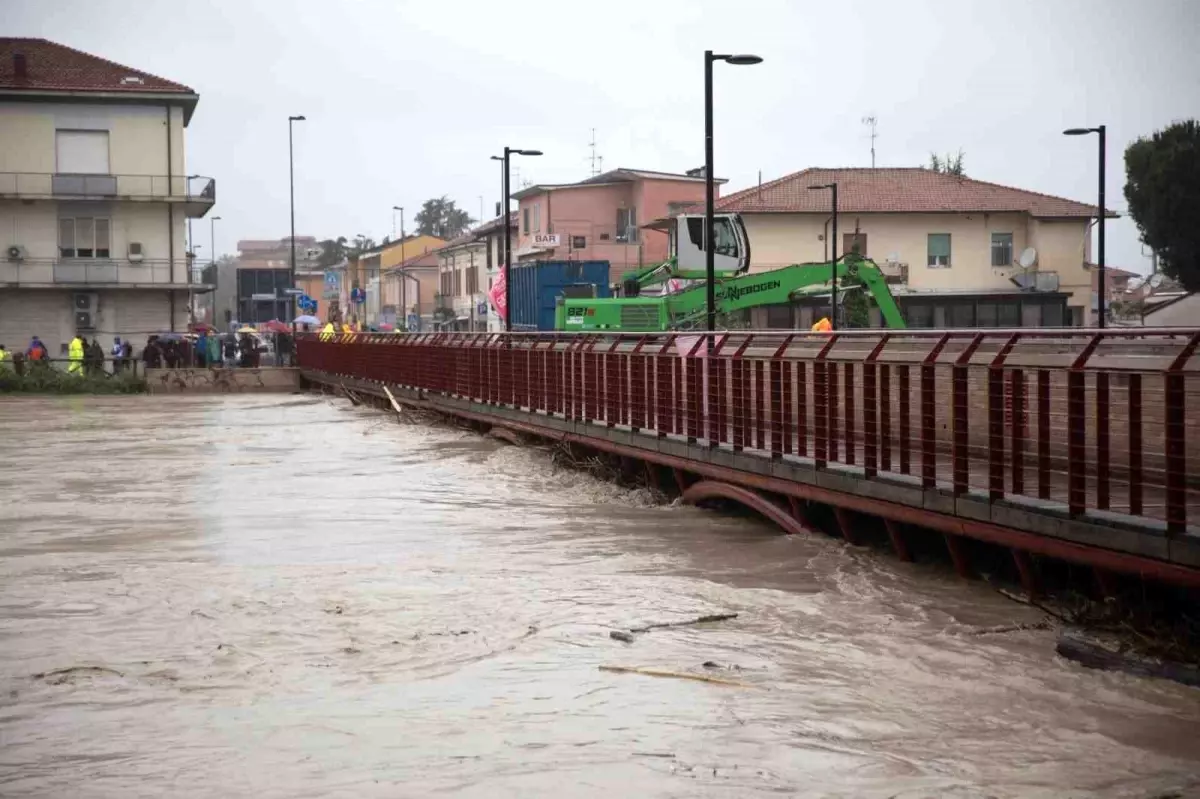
883,517,913,562
682,480,812,536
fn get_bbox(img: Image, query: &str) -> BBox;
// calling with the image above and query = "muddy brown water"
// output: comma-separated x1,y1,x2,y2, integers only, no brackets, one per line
1,395,1198,798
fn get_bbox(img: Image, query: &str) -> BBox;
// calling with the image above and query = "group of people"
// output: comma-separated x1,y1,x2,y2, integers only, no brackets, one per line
66,334,130,377
1,328,302,376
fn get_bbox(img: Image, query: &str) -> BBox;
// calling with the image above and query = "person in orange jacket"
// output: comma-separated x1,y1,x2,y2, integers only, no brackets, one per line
811,317,833,332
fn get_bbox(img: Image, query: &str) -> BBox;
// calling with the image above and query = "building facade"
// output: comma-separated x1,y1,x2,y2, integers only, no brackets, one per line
435,233,487,331
232,236,319,325
707,168,1112,328
511,168,720,285
0,38,215,356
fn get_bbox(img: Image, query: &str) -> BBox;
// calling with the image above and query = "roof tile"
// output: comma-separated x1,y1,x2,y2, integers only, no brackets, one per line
714,167,1112,219
0,38,193,94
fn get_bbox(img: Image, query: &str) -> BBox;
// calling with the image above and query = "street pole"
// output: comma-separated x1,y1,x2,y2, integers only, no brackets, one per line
209,215,220,327
704,51,716,333
702,51,761,333
1063,124,1106,327
831,183,838,329
288,115,305,328
1097,124,1106,329
503,146,512,332
808,182,838,328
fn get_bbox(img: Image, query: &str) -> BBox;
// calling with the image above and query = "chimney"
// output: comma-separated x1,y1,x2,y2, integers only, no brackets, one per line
686,166,707,178
13,52,28,79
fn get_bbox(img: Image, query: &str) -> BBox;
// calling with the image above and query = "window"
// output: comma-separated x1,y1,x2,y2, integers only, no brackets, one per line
997,301,1020,327
616,207,637,242
906,303,934,328
843,232,868,257
927,233,951,268
522,207,530,234
683,217,737,255
55,130,110,174
977,302,998,328
1041,302,1064,327
991,232,1013,266
765,304,794,329
532,203,541,233
58,217,111,258
948,303,975,328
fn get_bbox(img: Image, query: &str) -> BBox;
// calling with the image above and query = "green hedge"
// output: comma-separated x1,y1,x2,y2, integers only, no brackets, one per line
0,368,147,394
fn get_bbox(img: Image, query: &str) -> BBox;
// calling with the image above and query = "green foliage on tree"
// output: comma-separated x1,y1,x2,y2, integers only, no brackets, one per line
415,196,474,239
316,236,347,267
1124,119,1200,291
928,150,966,176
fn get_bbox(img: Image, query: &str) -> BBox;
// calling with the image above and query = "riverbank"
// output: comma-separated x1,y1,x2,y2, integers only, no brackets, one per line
0,369,146,394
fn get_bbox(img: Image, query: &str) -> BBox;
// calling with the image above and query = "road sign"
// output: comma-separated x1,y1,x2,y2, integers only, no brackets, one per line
283,288,304,296
250,293,276,301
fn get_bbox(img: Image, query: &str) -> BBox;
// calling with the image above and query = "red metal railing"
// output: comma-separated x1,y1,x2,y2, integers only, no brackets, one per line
297,329,1200,535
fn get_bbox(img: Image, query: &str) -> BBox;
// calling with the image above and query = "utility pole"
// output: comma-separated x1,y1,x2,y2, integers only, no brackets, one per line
862,115,878,168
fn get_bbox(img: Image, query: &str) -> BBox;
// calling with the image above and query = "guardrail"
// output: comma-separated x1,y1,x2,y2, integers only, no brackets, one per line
297,329,1200,535
0,259,207,286
0,172,215,204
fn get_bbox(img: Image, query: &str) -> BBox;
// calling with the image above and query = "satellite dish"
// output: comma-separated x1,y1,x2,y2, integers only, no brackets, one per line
1149,273,1165,289
1126,276,1146,292
1017,247,1037,269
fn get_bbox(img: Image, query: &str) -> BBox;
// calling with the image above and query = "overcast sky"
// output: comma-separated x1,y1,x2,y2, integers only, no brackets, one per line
8,0,1198,272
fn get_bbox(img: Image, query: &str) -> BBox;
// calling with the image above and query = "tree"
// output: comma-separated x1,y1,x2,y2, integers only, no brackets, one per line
1124,119,1200,291
928,149,966,176
316,236,348,267
414,196,474,239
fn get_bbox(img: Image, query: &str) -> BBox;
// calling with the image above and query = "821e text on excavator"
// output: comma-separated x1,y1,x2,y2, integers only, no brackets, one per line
553,213,907,332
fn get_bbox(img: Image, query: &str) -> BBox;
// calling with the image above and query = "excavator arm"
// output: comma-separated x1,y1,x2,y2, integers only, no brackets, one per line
661,257,907,329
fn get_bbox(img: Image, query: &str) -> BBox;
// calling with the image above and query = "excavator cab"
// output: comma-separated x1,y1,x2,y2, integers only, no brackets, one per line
669,213,750,274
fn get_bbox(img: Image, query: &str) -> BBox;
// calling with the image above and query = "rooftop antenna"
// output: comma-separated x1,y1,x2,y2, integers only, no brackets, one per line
757,169,762,199
587,128,603,176
862,115,878,168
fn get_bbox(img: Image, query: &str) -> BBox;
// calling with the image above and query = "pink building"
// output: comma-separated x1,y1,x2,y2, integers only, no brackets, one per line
511,168,723,282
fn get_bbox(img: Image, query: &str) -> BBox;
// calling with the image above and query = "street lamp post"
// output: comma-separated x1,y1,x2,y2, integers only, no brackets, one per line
1064,125,1106,328
808,183,839,328
208,215,220,327
704,50,762,332
288,115,306,325
498,147,542,331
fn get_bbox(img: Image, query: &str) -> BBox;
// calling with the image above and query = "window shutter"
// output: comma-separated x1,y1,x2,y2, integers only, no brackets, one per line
928,234,951,258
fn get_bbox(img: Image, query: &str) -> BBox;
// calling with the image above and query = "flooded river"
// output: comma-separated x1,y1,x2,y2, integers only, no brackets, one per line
1,395,1198,798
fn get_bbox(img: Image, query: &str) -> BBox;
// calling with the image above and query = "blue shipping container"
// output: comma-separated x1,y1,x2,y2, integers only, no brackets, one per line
510,260,612,331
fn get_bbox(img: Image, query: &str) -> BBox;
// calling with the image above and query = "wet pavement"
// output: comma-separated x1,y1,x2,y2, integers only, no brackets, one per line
1,395,1198,798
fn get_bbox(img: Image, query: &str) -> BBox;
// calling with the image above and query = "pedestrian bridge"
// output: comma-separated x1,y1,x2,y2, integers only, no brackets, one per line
297,329,1200,593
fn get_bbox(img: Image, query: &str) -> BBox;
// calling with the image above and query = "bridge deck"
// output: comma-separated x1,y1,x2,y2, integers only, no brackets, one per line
297,329,1200,587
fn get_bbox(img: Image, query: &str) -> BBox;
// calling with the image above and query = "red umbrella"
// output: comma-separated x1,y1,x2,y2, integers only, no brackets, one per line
379,323,395,331
261,320,291,333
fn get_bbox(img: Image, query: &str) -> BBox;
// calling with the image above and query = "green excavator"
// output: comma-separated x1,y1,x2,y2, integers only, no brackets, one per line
554,213,907,331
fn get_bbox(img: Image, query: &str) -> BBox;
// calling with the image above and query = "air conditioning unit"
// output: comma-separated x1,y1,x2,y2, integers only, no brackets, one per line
128,242,144,262
73,292,99,331
6,245,25,262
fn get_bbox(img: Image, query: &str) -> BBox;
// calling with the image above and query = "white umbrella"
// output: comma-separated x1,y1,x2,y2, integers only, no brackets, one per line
293,315,320,326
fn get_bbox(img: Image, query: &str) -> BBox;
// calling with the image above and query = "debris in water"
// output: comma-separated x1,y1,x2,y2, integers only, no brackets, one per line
599,664,752,687
610,630,635,643
629,613,738,635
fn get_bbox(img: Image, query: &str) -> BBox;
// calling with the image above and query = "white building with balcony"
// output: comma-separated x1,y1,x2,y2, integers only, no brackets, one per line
0,38,215,358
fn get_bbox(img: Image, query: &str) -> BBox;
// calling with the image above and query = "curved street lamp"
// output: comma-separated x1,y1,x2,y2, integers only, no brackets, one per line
704,51,762,331
1063,125,1106,327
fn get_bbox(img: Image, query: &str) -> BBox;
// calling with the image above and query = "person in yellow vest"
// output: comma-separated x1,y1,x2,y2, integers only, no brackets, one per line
0,344,10,370
67,334,85,375
811,317,833,333
320,322,335,341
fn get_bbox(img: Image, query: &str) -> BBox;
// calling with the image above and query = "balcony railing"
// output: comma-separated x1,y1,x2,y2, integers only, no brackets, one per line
0,258,210,287
0,173,216,211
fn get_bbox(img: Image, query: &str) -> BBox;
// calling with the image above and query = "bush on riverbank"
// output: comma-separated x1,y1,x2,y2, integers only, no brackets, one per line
0,368,147,395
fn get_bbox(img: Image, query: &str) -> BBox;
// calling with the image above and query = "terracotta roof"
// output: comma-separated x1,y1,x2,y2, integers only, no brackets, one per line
387,251,438,271
713,167,1114,219
0,38,195,94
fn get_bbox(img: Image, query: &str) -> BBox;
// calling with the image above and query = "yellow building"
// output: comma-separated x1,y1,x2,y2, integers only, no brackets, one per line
708,167,1113,328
